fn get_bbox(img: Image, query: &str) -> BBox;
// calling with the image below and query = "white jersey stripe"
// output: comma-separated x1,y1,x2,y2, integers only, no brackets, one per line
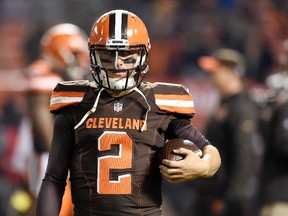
50,96,83,105
155,99,194,108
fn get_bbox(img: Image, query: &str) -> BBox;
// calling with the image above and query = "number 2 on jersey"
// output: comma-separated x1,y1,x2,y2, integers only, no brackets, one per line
97,131,133,194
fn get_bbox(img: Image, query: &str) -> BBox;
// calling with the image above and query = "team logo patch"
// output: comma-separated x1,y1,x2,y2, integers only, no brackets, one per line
114,102,123,112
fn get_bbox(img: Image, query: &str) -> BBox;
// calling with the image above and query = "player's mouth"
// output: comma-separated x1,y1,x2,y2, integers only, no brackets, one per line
108,70,128,78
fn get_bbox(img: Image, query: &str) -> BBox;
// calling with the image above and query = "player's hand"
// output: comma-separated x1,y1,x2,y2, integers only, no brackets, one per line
159,147,208,183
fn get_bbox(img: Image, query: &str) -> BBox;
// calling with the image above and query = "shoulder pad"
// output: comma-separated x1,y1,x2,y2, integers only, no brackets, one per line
152,82,195,115
25,60,63,93
50,80,97,112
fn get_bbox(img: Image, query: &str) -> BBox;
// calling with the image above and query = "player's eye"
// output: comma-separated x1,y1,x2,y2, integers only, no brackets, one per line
123,57,137,64
100,57,113,64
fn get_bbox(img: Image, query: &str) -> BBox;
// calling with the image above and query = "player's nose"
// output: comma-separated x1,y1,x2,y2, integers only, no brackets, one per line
115,57,125,68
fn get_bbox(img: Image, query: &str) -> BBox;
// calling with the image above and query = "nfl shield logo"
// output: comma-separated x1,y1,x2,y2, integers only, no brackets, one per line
114,102,123,112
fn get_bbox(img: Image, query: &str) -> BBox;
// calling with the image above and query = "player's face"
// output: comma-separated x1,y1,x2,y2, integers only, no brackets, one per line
99,50,140,78
211,67,230,87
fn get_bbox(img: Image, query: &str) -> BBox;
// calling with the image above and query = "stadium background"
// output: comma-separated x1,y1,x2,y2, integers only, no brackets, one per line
0,0,287,215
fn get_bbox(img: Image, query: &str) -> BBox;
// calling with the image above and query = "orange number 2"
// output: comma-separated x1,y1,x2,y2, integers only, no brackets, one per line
97,131,133,194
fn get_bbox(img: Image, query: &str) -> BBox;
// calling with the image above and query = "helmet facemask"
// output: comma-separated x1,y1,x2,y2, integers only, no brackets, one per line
90,44,149,91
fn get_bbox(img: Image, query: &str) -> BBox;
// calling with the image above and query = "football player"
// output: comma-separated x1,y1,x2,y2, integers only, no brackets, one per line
25,23,89,216
36,10,221,216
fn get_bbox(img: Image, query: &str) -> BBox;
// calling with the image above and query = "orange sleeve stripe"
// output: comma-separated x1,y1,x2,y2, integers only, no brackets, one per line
155,94,195,114
51,91,85,98
50,91,85,111
50,102,79,111
155,94,193,101
156,105,195,114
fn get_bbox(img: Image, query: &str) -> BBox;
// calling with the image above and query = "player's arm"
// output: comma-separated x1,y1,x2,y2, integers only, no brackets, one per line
36,111,74,215
27,93,54,152
160,118,221,183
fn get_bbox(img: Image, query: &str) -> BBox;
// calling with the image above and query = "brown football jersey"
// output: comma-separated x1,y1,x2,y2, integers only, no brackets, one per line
39,80,197,216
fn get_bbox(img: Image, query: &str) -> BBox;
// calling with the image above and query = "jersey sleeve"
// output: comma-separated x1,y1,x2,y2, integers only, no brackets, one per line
36,112,75,215
49,80,93,113
152,82,196,116
166,118,211,149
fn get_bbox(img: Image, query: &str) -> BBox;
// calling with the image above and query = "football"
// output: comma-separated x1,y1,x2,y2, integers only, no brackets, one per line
158,138,202,163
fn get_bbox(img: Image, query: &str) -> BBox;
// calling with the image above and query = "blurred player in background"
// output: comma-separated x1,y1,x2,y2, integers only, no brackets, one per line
36,9,221,216
197,48,264,216
258,38,288,216
24,23,89,215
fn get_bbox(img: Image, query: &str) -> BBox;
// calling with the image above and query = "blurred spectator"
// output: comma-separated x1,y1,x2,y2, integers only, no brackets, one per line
23,23,90,215
196,48,264,216
244,2,288,83
0,97,31,216
258,38,288,216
